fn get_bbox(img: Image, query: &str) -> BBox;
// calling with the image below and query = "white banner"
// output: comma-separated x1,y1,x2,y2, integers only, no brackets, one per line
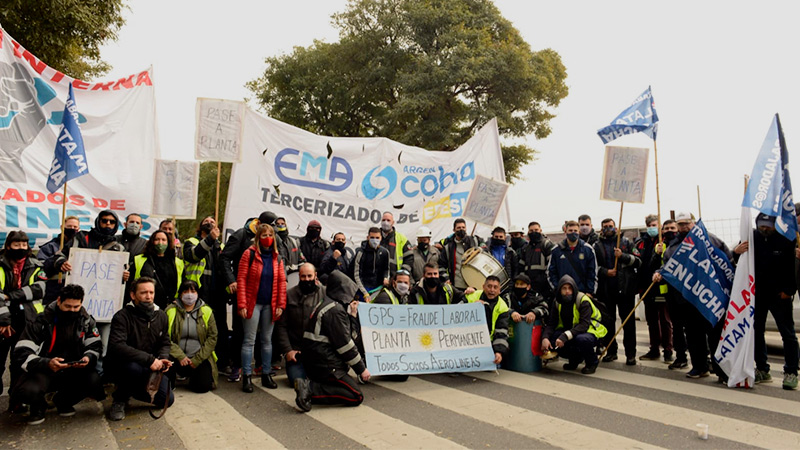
225,109,509,242
599,146,649,203
151,160,199,219
463,174,510,226
194,98,244,162
65,248,129,323
0,24,160,247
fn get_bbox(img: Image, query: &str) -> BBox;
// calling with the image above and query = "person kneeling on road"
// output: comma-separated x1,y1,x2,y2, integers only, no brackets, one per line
542,275,608,374
294,271,370,412
11,284,105,425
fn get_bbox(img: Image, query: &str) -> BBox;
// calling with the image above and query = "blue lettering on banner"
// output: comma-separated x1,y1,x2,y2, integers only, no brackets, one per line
362,162,475,200
274,148,353,191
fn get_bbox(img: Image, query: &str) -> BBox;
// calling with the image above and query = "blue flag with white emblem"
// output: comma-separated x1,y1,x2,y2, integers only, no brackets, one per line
597,86,659,144
742,114,797,241
46,84,89,193
660,220,734,326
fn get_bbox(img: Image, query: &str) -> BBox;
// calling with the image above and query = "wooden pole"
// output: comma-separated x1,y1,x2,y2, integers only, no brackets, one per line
654,139,663,243
215,161,222,220
600,280,657,360
57,182,68,282
613,202,624,270
696,185,702,219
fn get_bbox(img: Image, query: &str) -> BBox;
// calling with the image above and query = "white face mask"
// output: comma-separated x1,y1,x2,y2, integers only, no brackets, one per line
369,237,381,249
395,282,410,295
380,220,393,232
181,292,198,306
579,225,592,235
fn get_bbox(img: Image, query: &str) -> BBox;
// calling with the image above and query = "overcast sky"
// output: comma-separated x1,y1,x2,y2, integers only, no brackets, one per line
99,1,800,237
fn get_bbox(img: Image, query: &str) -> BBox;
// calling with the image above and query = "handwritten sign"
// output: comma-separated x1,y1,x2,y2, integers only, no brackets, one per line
65,248,129,323
195,98,244,162
358,302,496,375
463,174,510,225
151,160,199,219
600,146,649,203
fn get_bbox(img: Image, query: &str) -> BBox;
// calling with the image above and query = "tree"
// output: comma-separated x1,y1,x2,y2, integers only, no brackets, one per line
176,162,232,241
0,0,126,80
247,0,568,183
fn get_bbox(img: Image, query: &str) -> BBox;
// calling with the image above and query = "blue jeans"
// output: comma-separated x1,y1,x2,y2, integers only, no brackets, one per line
241,304,274,376
285,360,307,385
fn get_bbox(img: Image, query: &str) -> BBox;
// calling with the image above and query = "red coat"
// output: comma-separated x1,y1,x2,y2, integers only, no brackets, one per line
236,245,286,321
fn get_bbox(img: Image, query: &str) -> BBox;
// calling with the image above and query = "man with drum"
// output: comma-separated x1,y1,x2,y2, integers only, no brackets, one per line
481,225,517,293
439,218,482,290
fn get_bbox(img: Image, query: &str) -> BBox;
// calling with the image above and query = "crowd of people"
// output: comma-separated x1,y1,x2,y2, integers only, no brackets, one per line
1,206,798,425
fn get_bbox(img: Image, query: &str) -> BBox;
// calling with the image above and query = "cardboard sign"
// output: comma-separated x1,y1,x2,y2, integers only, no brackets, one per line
195,98,244,162
600,146,649,203
463,174,510,225
65,248,129,323
151,160,199,219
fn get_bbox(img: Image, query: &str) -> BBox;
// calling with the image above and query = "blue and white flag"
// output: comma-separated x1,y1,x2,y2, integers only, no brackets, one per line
742,114,797,241
597,86,659,144
46,84,89,193
660,220,734,326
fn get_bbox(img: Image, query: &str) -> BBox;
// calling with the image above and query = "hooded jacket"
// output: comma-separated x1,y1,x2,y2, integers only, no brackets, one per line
544,275,607,343
220,218,258,287
0,252,47,328
353,241,390,299
53,210,124,272
301,272,365,380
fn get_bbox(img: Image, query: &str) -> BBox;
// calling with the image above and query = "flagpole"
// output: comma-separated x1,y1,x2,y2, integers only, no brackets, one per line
614,202,623,270
601,281,657,360
654,139,663,243
215,161,221,220
57,181,68,282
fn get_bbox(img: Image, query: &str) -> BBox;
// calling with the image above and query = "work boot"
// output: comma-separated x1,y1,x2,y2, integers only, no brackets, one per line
242,375,254,393
668,358,688,370
783,373,798,390
755,369,772,384
601,354,618,363
625,357,636,366
261,374,277,389
639,350,660,360
581,363,598,374
663,350,674,363
108,402,126,421
294,379,312,412
562,362,579,371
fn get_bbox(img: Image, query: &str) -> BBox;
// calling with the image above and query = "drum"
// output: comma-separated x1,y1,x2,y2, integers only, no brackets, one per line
460,248,509,290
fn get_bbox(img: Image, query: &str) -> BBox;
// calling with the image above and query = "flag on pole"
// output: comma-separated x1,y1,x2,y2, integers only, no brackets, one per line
46,84,89,193
714,206,755,388
597,86,659,144
742,114,797,241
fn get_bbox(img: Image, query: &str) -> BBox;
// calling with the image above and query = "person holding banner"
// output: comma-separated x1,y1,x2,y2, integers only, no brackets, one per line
353,227,391,302
236,223,286,393
373,270,413,305
411,263,466,305
38,216,81,305
517,222,556,302
465,275,510,364
51,210,127,273
132,231,185,310
0,231,47,401
542,275,608,375
379,212,413,277
10,284,105,424
117,213,148,257
733,214,799,390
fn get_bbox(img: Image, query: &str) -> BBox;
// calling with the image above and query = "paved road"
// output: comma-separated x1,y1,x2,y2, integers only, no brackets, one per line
1,327,798,449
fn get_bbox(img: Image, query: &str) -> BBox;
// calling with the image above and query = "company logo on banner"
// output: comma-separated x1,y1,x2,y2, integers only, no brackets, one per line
0,24,160,247
226,110,509,241
358,302,496,375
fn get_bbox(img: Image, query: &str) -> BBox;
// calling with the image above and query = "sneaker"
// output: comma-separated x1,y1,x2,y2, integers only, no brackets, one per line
108,402,126,421
663,351,674,363
294,379,312,412
563,362,579,371
755,369,772,384
668,359,688,370
218,365,232,376
581,363,598,374
783,373,798,390
686,368,710,379
27,409,45,425
601,354,618,363
625,357,636,366
227,367,241,382
57,405,76,417
639,350,660,360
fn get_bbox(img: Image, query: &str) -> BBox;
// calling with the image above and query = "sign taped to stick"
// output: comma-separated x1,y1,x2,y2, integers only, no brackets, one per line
600,146,649,203
151,160,199,219
358,302,496,375
64,248,129,323
463,174,510,226
195,98,244,163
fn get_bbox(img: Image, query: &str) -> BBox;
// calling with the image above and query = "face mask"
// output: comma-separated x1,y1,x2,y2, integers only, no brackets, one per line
136,301,155,316
455,229,466,239
6,248,28,260
275,225,288,233
646,227,659,238
579,225,592,236
99,226,116,236
58,309,81,322
491,238,505,247
333,241,346,252
368,238,381,249
513,287,528,299
511,237,526,250
181,292,198,307
528,232,542,243
423,277,439,289
154,243,168,254
395,282,410,295
417,242,429,252
63,228,79,240
260,236,274,248
126,223,141,235
602,226,616,237
566,232,579,243
299,280,317,295
663,231,677,242
380,220,393,232
306,228,320,239
200,222,214,234
677,231,689,241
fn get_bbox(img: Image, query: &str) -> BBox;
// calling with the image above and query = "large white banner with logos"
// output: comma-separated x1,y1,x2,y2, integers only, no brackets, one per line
225,109,509,242
0,24,160,247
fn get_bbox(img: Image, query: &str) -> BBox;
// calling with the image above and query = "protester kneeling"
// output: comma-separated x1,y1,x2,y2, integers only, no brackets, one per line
542,275,608,374
165,281,218,393
106,277,174,421
11,284,105,425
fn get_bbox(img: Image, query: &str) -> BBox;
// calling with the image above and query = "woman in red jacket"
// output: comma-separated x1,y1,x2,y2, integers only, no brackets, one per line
236,224,286,392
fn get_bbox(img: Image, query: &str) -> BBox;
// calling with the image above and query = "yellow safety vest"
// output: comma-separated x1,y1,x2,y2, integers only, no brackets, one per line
415,284,453,305
133,254,185,299
0,266,45,314
465,290,509,339
394,232,408,271
556,294,608,339
166,304,217,361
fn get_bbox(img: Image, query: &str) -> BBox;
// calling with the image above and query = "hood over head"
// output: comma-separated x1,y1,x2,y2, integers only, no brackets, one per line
556,275,579,304
325,271,358,305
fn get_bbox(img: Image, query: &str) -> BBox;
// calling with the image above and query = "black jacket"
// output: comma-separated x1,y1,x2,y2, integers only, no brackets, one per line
320,246,352,279
117,230,147,257
544,275,597,342
107,303,171,369
632,232,661,294
301,272,365,380
0,254,47,328
410,281,464,305
275,283,325,355
751,230,796,298
509,289,548,320
353,241,390,299
594,235,641,298
13,302,102,372
516,238,557,299
438,235,481,284
183,233,223,300
481,242,517,288
299,236,330,269
220,218,258,287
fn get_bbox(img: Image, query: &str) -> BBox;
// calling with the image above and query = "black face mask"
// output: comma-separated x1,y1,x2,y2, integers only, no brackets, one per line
58,309,81,323
455,229,466,239
513,287,528,299
417,242,429,252
510,237,526,250
333,241,346,252
63,228,78,240
98,225,117,236
299,280,317,295
306,228,320,240
423,277,440,289
677,231,689,241
277,229,289,239
528,232,542,243
201,223,214,234
136,301,155,317
491,238,505,247
663,231,677,242
6,248,28,261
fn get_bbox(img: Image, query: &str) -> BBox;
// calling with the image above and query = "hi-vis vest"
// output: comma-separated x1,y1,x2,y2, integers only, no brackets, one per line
382,289,404,305
465,290,509,339
415,283,453,305
0,266,45,314
133,255,185,298
556,294,608,338
392,232,408,271
166,304,217,361
183,237,223,288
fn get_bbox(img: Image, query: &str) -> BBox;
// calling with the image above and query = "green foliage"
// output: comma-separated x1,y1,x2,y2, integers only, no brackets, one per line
247,0,568,183
0,0,126,80
176,162,231,241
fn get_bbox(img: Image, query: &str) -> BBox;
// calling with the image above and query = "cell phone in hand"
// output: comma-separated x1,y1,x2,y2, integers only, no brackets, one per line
63,361,82,366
